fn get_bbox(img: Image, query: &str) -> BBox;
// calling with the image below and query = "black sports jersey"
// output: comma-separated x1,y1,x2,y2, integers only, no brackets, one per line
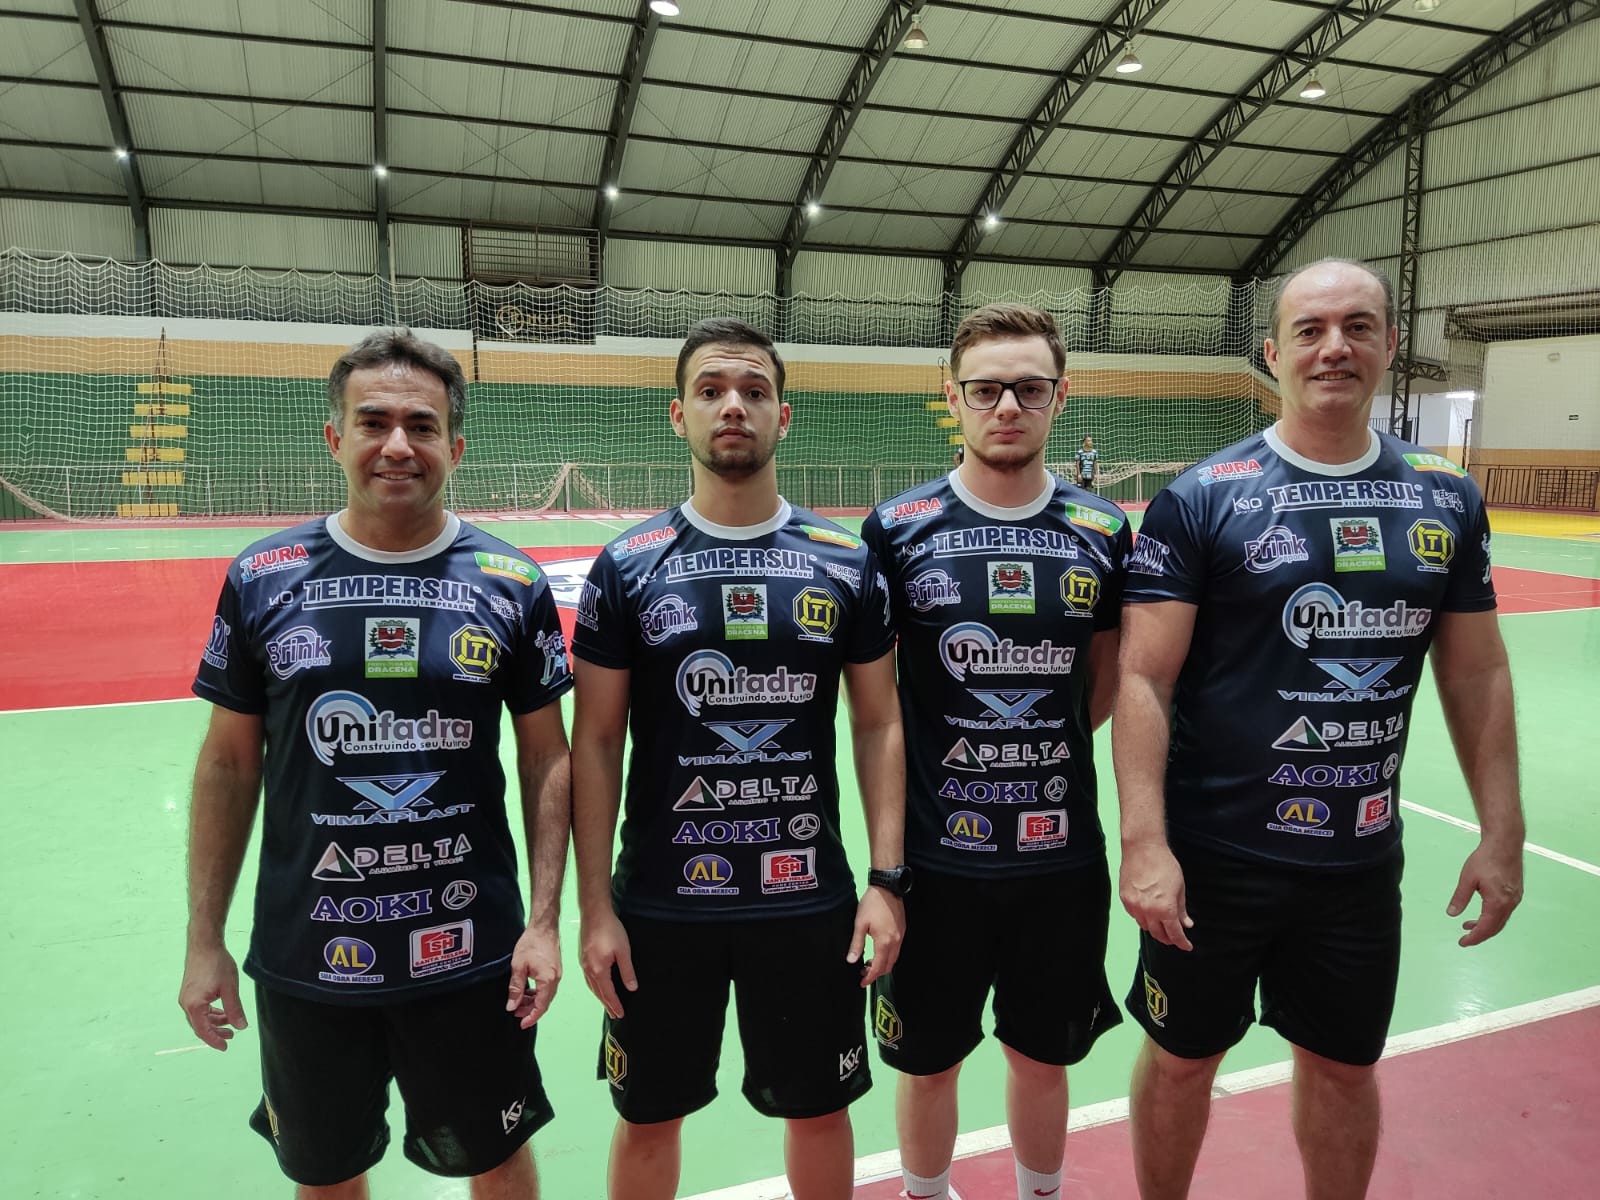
571,499,894,921
862,472,1131,877
1075,449,1098,482
193,513,572,1002
1125,427,1495,868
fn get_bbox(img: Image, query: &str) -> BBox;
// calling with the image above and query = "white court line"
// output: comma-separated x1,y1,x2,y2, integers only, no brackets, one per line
683,985,1600,1200
1400,799,1600,878
154,1045,205,1057
0,695,201,716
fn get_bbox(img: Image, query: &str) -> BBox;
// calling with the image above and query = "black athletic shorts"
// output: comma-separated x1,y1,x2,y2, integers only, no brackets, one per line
250,974,553,1185
1126,842,1404,1067
598,901,870,1123
872,862,1121,1075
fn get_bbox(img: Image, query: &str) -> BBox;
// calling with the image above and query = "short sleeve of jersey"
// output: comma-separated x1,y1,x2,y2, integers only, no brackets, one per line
570,549,632,669
504,572,575,713
1443,482,1497,613
1122,487,1206,605
192,572,267,714
1095,516,1134,631
844,548,895,663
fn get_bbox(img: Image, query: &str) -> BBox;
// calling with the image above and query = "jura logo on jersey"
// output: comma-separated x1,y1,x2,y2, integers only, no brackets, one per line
945,689,1066,731
938,623,1074,680
938,778,1039,805
675,651,817,715
267,626,332,678
906,569,961,611
306,692,474,765
639,594,698,645
666,548,813,581
942,737,1070,772
1278,657,1414,704
679,720,812,767
672,818,780,845
304,575,477,611
1282,584,1431,649
880,497,943,527
1197,458,1263,486
1269,480,1424,512
612,526,678,559
1244,526,1309,573
1267,798,1333,837
241,543,309,582
678,854,738,896
1018,810,1068,851
941,810,996,851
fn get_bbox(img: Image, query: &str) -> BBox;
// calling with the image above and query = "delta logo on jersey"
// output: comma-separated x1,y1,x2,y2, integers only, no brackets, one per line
880,497,943,527
1331,518,1385,572
938,622,1074,680
941,810,996,851
409,920,473,978
1197,458,1264,486
988,561,1035,613
311,836,471,881
678,854,738,896
1267,797,1333,837
942,736,1070,772
306,691,474,765
905,569,961,611
240,543,309,583
365,618,419,678
1282,584,1431,649
761,848,818,894
1273,713,1406,752
675,651,816,715
671,773,819,810
1018,809,1068,851
722,585,768,640
1356,788,1394,837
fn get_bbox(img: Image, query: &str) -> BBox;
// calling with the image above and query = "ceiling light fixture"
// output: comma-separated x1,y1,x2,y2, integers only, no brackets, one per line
983,213,1000,230
373,164,387,177
648,0,681,16
805,200,821,218
1299,74,1327,100
114,147,129,159
1114,46,1143,75
604,183,619,199
904,17,929,50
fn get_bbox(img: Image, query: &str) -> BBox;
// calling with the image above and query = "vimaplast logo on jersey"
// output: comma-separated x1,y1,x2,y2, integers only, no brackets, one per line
305,691,474,765
937,622,1075,680
1280,584,1431,649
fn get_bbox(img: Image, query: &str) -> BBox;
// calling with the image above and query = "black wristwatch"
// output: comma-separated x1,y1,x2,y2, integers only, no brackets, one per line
868,865,914,897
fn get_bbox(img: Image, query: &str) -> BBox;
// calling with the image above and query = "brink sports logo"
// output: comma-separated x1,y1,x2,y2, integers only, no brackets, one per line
305,691,474,765
937,622,1075,681
675,651,817,716
1244,526,1309,573
1281,584,1432,649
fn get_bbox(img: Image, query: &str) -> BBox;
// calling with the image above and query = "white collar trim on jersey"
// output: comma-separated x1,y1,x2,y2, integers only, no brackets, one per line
1264,423,1380,477
947,469,1055,520
680,496,792,540
325,511,462,562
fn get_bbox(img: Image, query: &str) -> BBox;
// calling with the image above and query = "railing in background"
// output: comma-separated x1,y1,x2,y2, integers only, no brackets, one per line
1482,466,1600,512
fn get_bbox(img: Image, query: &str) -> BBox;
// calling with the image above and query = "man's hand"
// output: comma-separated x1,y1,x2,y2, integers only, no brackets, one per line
1448,839,1524,947
580,910,637,1019
506,921,562,1028
178,943,248,1051
1120,839,1194,951
849,887,905,986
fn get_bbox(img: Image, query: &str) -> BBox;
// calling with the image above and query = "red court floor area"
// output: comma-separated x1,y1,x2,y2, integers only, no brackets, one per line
0,557,1592,711
856,1003,1600,1200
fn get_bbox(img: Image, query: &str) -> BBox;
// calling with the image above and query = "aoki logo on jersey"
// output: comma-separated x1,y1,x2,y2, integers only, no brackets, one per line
938,623,1074,680
306,692,474,765
679,720,813,767
945,689,1066,731
1268,755,1397,789
1281,584,1431,649
267,626,332,679
1277,657,1413,704
905,569,961,611
942,737,1069,772
675,650,817,715
672,818,780,845
938,778,1040,805
311,888,432,923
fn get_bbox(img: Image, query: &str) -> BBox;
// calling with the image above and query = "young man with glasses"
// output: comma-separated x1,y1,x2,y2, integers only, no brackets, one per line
861,303,1130,1200
570,318,908,1200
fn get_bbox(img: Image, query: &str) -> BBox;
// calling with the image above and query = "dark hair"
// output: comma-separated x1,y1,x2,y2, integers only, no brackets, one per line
675,318,786,397
328,328,467,438
1272,258,1395,339
950,302,1066,377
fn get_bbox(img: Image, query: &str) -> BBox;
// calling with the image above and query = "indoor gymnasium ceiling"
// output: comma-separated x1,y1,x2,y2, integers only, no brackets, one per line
0,0,1593,277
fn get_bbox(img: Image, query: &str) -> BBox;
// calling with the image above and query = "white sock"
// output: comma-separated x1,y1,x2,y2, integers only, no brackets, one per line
902,1166,952,1200
1015,1159,1063,1199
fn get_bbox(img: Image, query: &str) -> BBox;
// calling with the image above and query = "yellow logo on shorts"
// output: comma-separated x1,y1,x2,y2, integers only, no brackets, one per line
874,996,903,1046
1143,970,1168,1027
604,1032,627,1088
262,1096,281,1144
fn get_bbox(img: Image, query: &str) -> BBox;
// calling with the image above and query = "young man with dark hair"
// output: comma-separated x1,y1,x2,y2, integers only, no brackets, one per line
1115,258,1524,1199
863,302,1129,1200
571,317,907,1200
179,328,573,1199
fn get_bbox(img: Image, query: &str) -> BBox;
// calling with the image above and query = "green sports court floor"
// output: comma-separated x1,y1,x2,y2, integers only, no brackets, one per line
1,508,1597,1198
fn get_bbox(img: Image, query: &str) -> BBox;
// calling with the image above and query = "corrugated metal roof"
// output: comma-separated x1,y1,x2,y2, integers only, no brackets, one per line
103,0,370,43
620,142,806,205
0,15,97,83
1,82,111,144
104,27,370,106
0,143,121,194
390,0,625,76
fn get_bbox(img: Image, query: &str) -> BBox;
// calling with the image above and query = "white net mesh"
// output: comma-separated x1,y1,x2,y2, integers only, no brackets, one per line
0,250,1273,520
